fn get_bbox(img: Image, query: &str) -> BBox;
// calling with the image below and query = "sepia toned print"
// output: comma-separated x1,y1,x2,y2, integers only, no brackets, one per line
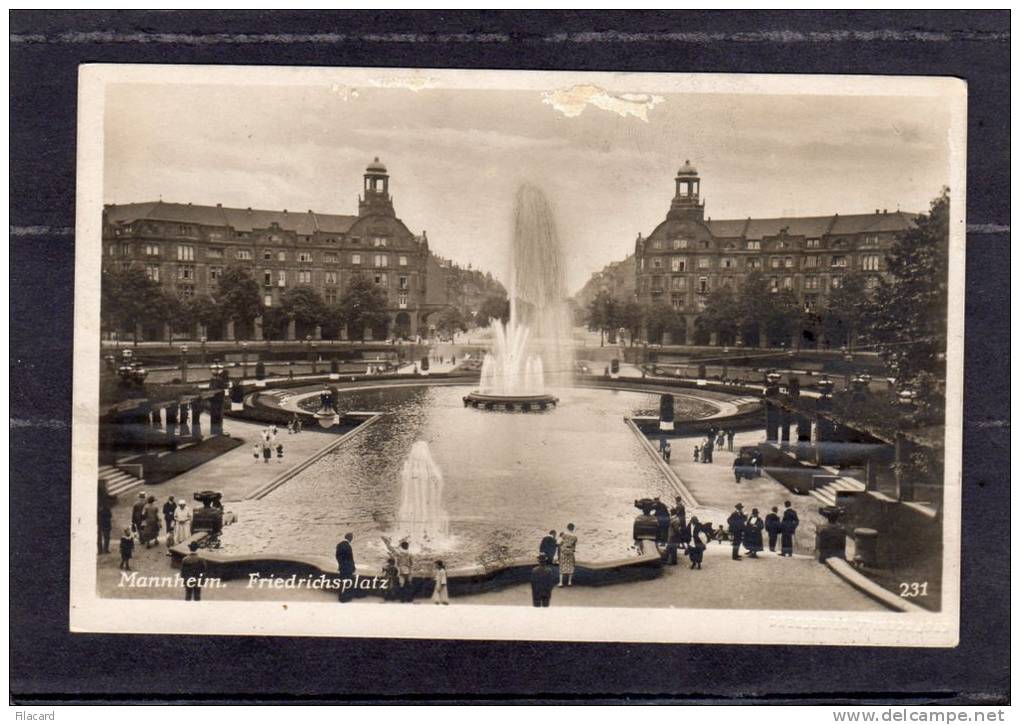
70,65,965,645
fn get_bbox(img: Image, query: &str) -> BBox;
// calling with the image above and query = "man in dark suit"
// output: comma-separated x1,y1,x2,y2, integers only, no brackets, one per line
765,506,782,552
335,532,357,602
780,501,800,557
727,503,747,561
530,554,556,607
181,541,207,601
539,530,558,565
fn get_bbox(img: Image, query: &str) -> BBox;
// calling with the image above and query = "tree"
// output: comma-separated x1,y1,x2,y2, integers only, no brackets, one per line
866,188,949,416
434,307,469,338
821,271,868,350
183,295,222,336
617,300,644,346
261,305,290,341
475,294,510,328
644,303,685,344
735,271,771,347
586,290,619,346
100,265,162,344
698,285,741,346
281,286,327,334
214,266,262,330
764,289,802,348
339,275,389,340
149,289,187,339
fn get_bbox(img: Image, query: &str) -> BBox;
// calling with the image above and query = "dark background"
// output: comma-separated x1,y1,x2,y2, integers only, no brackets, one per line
9,10,1010,704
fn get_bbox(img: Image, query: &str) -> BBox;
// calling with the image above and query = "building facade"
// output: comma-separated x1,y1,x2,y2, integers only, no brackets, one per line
102,158,450,341
634,161,917,345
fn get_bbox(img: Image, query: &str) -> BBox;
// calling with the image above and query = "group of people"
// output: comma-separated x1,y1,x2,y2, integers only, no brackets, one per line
693,427,736,464
103,491,194,571
333,533,450,605
640,497,712,570
724,501,800,560
530,524,579,606
732,449,765,483
253,425,285,464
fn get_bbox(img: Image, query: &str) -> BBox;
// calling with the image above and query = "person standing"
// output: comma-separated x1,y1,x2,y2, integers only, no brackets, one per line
181,541,206,601
726,429,735,452
727,504,747,561
663,441,672,462
431,561,449,605
539,530,558,565
658,436,667,458
744,508,765,558
530,554,556,607
666,508,684,565
174,500,192,545
97,505,112,555
732,454,745,484
703,438,714,464
140,495,161,548
765,506,782,552
131,492,146,540
687,517,707,570
382,536,414,601
162,496,177,538
118,527,134,571
693,445,700,463
557,524,578,587
652,499,670,544
335,532,357,603
780,501,800,557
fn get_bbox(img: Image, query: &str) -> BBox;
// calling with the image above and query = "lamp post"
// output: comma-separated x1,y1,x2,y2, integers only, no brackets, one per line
240,341,249,381
200,335,207,365
209,361,225,389
180,345,189,383
311,341,318,374
721,345,730,381
306,334,313,374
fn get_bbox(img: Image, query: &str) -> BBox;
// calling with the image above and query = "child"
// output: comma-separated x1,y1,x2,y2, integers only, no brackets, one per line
431,560,449,605
119,527,135,571
253,443,260,463
663,441,672,462
276,442,284,463
382,558,399,601
693,445,700,463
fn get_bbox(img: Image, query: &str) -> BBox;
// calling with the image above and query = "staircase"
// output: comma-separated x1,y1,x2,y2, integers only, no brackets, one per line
811,476,866,507
99,465,145,498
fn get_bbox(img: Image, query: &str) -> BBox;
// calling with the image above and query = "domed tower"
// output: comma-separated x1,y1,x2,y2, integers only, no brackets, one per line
667,159,705,222
358,156,395,217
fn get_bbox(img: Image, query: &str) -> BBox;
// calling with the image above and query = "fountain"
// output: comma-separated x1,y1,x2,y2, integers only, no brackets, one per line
394,440,452,549
464,184,573,412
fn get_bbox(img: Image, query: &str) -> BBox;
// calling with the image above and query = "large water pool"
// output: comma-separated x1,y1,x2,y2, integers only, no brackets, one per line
218,384,718,569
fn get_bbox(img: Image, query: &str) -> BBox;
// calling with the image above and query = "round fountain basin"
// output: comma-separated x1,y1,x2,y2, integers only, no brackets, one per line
462,391,559,412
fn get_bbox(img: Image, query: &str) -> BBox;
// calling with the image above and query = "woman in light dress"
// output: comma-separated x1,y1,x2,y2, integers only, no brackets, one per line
431,560,449,605
173,500,193,545
557,523,578,587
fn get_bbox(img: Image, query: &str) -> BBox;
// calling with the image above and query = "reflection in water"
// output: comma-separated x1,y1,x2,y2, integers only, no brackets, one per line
218,385,715,568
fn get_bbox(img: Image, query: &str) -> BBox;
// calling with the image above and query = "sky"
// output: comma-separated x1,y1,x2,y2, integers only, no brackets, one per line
103,80,951,293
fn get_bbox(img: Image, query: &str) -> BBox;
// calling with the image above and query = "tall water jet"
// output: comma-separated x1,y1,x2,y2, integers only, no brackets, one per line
509,184,574,388
464,184,572,410
395,441,451,546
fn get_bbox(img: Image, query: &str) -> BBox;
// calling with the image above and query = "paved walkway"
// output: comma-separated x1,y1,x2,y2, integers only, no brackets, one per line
98,418,345,598
666,428,826,556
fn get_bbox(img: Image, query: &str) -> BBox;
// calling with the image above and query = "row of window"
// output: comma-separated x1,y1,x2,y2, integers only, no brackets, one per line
641,273,879,296
118,243,413,267
646,235,881,252
643,253,881,272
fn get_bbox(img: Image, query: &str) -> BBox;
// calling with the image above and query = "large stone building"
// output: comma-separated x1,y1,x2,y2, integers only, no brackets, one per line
102,158,451,341
634,161,917,345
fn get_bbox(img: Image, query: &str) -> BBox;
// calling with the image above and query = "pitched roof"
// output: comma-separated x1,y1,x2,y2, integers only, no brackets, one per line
104,201,358,236
706,211,916,240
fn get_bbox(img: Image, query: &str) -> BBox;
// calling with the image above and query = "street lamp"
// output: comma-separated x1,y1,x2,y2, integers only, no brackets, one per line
311,341,318,374
180,345,189,383
240,341,249,380
200,335,207,365
306,334,313,374
209,360,225,388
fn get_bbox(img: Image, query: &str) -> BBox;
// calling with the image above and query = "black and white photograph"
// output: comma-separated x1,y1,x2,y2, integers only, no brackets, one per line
65,64,967,647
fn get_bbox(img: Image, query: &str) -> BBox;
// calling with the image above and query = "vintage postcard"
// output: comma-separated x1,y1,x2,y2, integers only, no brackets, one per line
70,64,965,645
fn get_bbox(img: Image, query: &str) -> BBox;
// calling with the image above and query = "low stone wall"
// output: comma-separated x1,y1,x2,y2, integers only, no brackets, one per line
170,536,664,600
